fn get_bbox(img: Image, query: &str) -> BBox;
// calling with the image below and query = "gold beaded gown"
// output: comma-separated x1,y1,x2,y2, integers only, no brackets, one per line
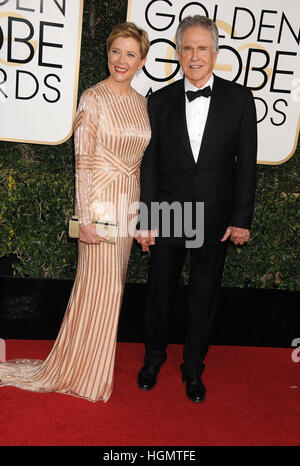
0,82,151,402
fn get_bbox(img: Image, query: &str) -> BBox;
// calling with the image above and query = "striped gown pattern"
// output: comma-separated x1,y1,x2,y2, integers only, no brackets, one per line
0,82,151,402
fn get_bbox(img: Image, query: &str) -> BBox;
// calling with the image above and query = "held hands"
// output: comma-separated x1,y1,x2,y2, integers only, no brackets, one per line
136,227,250,249
136,230,157,252
221,226,250,245
79,223,109,244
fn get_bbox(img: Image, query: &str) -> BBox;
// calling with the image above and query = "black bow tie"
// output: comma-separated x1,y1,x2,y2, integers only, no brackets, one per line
186,86,212,102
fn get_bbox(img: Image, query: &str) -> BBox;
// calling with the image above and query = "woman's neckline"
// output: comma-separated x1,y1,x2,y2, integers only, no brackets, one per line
102,82,134,98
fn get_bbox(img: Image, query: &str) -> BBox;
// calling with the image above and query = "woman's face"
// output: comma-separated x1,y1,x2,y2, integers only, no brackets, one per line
107,36,146,86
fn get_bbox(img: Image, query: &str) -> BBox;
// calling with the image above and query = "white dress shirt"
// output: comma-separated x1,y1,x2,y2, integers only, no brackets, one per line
185,74,214,163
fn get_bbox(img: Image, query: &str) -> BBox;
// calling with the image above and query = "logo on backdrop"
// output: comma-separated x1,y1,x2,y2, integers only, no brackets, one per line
127,0,300,164
0,0,84,144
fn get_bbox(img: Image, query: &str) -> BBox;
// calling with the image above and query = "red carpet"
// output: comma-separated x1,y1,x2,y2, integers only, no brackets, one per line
0,340,299,446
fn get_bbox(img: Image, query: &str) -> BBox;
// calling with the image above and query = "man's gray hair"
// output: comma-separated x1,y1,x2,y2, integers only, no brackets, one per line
175,15,219,54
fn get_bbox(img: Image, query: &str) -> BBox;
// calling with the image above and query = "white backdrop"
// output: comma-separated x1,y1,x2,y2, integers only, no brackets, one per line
127,0,300,164
0,0,83,145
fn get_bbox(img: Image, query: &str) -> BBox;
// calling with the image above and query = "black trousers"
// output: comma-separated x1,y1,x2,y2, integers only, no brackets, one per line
143,240,228,377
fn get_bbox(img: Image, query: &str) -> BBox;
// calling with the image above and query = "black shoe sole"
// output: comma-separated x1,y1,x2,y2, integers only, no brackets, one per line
137,374,156,391
137,381,155,391
182,376,206,403
185,391,206,403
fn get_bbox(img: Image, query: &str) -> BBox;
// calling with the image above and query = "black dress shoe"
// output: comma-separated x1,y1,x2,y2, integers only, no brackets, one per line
137,360,165,391
182,374,206,403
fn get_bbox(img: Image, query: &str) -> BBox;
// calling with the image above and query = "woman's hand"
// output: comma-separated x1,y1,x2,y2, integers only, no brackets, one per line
79,224,109,244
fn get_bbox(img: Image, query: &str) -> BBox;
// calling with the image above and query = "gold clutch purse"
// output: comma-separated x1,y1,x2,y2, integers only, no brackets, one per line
68,215,118,244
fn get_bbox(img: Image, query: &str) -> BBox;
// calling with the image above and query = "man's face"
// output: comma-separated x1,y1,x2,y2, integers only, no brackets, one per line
176,25,219,88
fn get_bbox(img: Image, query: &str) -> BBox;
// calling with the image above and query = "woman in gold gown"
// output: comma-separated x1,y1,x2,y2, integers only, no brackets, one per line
0,23,151,402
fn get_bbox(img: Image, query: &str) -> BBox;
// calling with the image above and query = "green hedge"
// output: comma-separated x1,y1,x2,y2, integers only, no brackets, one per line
0,0,299,291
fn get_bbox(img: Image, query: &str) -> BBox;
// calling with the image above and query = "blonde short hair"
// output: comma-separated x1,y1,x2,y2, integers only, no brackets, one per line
107,22,150,59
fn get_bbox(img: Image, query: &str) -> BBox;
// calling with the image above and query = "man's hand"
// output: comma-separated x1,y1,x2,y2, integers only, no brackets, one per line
136,230,157,252
221,226,250,245
79,223,109,244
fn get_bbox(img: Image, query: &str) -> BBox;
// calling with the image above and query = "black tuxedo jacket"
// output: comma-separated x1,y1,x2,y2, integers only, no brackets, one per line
139,75,257,246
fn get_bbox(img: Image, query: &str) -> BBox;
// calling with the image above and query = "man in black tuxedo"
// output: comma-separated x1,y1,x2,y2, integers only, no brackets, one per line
136,15,257,403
